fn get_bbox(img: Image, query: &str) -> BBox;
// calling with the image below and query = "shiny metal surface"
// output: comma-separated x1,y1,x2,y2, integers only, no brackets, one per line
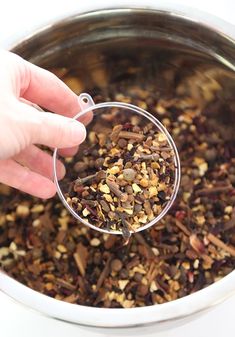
11,8,235,70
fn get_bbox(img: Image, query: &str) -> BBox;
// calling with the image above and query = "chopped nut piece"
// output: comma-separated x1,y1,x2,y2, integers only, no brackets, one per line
99,184,110,194
107,166,120,175
139,178,149,187
16,205,30,218
82,208,90,217
158,133,167,142
122,300,135,308
132,183,142,194
127,143,133,151
139,214,148,224
118,280,129,290
57,244,67,253
149,186,158,197
90,238,101,247
103,194,113,203
225,206,233,214
9,242,17,251
31,205,44,213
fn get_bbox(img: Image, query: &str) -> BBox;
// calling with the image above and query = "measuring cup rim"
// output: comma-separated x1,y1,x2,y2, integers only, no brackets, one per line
53,97,181,234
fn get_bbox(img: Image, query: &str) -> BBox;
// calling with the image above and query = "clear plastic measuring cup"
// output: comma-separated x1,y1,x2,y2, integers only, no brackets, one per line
53,93,181,236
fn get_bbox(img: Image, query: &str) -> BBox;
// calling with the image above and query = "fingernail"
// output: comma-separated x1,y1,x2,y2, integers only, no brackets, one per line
57,163,66,180
70,120,86,144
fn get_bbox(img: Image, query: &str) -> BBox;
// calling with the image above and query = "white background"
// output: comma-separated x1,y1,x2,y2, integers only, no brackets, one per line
0,1,235,336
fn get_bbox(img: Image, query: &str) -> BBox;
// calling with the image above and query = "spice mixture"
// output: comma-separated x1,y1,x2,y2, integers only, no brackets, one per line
65,114,176,236
0,59,235,308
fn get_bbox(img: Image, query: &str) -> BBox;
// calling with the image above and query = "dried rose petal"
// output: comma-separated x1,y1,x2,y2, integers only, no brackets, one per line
189,234,205,255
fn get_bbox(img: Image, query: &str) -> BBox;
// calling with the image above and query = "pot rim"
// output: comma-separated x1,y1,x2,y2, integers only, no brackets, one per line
1,2,235,328
2,1,235,50
0,271,234,327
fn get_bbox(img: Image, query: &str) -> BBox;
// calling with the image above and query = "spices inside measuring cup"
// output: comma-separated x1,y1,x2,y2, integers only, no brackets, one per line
64,109,177,239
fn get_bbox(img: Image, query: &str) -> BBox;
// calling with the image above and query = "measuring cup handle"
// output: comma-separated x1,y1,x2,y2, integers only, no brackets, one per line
78,93,95,110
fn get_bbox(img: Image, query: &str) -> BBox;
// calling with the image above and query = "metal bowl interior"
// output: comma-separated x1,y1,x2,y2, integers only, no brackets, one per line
0,6,235,328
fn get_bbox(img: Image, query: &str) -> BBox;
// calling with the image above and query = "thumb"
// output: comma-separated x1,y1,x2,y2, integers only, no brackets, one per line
32,111,87,148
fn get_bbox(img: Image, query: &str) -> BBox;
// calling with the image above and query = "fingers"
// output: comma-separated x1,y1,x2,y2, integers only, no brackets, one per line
21,60,81,118
1,51,81,119
14,145,65,180
0,159,56,199
57,111,92,157
36,111,87,148
18,102,87,149
20,57,93,124
58,146,79,158
78,111,93,126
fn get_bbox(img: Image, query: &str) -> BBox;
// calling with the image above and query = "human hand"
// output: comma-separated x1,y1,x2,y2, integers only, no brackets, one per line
0,51,89,198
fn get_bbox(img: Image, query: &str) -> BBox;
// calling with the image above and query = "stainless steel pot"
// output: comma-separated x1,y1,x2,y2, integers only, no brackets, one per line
0,2,235,331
